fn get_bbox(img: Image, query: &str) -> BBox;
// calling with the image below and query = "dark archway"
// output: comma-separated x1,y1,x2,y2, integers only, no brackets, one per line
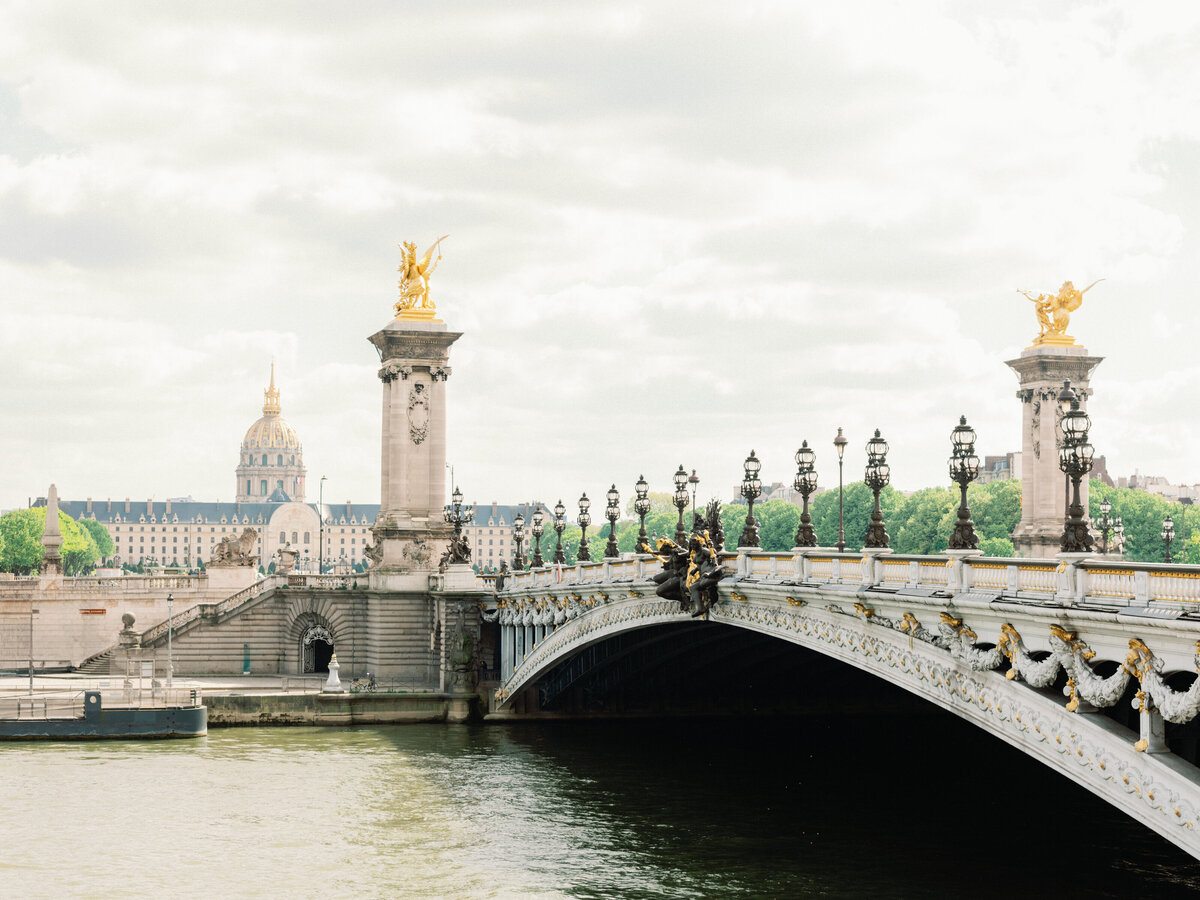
312,639,334,674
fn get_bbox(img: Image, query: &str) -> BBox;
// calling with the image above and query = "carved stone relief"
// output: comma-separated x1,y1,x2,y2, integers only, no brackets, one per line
408,383,429,444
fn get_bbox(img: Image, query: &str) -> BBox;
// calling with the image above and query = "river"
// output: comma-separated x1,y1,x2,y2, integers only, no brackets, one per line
3,711,1199,898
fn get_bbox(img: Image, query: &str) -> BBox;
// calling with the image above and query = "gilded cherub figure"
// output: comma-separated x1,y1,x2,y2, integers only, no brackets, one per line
1017,279,1102,345
395,235,448,316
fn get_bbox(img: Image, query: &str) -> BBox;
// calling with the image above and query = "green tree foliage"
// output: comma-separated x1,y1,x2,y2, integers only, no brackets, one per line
623,491,679,518
809,483,903,552
77,517,115,560
1088,481,1199,563
892,487,956,555
0,508,99,575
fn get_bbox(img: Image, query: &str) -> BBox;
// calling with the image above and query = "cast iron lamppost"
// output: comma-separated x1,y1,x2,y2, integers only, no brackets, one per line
577,494,592,561
672,465,689,544
834,427,848,552
552,499,566,564
512,512,526,571
863,429,891,549
1163,514,1176,563
443,485,473,551
688,469,700,518
318,474,327,574
1113,517,1125,556
530,508,545,568
1057,380,1094,553
166,592,174,688
634,475,651,551
605,484,621,558
793,441,818,547
739,450,762,548
1096,498,1115,555
948,416,980,550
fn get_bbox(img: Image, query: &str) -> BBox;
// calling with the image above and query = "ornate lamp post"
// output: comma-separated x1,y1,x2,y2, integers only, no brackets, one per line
738,450,762,548
947,416,980,550
442,486,474,564
1096,498,1115,555
605,484,621,558
863,429,891,549
552,499,566,564
634,475,651,551
166,592,174,688
672,465,688,544
512,512,526,571
834,427,848,552
1113,517,1125,556
577,493,592,562
1056,380,1094,553
688,469,700,517
1163,514,1176,564
793,440,818,547
530,508,545,568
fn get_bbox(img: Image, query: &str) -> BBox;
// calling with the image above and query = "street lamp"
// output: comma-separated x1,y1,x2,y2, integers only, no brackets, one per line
688,469,700,518
552,499,566,564
166,592,174,688
834,427,848,552
530,508,545,568
1163,514,1176,563
672,465,688,544
793,440,818,547
1057,380,1094,553
1096,498,1115,555
1113,516,1125,556
442,486,474,564
947,416,980,550
577,494,592,562
634,475,651,551
738,450,762,548
512,512,526,571
605,484,621,559
318,474,327,574
863,429,891,549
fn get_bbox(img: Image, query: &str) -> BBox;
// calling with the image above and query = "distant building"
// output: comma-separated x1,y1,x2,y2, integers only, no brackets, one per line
1119,471,1199,503
462,501,550,570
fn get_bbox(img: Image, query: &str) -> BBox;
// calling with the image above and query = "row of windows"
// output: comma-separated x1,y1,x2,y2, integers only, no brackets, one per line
243,454,298,466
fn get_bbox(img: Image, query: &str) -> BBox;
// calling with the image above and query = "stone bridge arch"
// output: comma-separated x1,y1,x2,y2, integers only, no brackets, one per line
491,585,1200,858
285,594,352,675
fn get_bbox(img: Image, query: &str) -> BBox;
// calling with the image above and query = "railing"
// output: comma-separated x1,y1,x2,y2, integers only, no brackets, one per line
488,547,1200,612
0,573,208,595
0,687,202,720
142,576,283,644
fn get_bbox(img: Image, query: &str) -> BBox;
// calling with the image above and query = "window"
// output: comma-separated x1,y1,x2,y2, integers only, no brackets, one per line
260,480,268,495
277,454,283,466
261,454,268,465
291,531,298,544
247,481,252,495
279,531,286,543
303,532,310,544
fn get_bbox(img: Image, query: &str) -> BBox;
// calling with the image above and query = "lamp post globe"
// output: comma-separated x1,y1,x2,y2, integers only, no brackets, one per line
687,469,700,518
552,499,567,564
577,494,592,562
793,440,818,548
863,429,891,549
947,415,980,551
1096,498,1115,555
1056,380,1095,553
530,508,545,568
738,450,762,548
1163,514,1176,564
634,475,651,552
672,465,688,544
605,484,621,559
512,512,526,571
834,427,849,552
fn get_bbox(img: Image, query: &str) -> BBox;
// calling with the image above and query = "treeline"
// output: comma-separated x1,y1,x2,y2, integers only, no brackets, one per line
0,508,114,575
500,478,1197,569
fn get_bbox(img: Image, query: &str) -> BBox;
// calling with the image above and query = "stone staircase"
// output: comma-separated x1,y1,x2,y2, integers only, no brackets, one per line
75,647,116,675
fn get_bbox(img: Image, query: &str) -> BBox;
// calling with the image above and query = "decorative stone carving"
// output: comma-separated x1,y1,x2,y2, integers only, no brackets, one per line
408,383,429,445
209,527,260,568
401,534,431,569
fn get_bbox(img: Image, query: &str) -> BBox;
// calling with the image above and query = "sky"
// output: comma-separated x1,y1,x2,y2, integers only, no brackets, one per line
2,1,1199,513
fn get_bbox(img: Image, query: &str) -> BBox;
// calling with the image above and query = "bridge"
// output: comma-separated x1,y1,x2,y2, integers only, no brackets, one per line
488,546,1200,857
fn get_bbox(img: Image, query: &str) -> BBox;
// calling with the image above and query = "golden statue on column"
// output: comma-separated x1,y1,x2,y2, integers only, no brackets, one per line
1018,279,1103,347
395,235,449,320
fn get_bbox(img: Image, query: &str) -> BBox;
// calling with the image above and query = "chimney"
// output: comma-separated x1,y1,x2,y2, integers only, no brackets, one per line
86,497,93,514
146,499,152,515
107,498,111,513
125,497,131,513
346,500,352,518
165,499,172,515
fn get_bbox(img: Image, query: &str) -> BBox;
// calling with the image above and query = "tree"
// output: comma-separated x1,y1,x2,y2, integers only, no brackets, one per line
624,491,679,519
892,487,956,555
0,508,99,575
77,517,115,561
1089,481,1197,563
808,483,902,552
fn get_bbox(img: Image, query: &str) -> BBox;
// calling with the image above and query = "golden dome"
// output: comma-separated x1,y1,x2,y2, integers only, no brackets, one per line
241,363,302,450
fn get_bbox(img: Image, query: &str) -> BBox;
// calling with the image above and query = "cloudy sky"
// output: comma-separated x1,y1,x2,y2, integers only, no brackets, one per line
2,1,1198,513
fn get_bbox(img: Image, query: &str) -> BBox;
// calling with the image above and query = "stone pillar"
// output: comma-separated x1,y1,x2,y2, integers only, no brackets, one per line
368,319,462,591
40,483,63,576
1006,345,1103,559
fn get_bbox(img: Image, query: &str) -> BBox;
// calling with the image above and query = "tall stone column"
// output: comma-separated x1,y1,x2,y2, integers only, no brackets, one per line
368,318,462,590
1006,345,1103,558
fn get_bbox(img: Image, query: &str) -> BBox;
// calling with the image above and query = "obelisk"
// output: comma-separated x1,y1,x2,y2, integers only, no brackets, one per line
1006,280,1103,558
40,483,63,575
368,237,460,590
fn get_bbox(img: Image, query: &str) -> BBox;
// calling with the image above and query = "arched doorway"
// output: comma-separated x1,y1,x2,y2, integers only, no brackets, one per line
301,624,335,674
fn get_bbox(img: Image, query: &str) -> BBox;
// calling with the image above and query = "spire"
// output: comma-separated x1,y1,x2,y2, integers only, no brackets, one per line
263,361,281,416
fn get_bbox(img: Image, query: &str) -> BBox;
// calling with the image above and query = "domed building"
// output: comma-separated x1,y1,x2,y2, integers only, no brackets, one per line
237,364,306,502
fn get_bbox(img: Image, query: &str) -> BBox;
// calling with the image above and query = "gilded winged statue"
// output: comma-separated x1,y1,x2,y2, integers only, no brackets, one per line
395,235,449,316
1017,279,1103,345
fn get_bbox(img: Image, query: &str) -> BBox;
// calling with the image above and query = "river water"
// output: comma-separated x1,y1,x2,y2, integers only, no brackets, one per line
3,712,1200,898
